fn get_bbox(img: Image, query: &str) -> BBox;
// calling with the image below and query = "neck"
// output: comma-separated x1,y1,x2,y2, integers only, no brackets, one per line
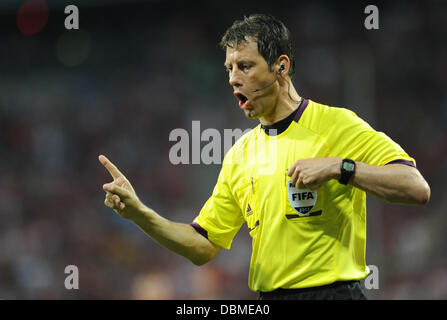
259,82,301,126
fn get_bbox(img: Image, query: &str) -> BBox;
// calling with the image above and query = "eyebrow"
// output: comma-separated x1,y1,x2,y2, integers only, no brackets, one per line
224,59,255,68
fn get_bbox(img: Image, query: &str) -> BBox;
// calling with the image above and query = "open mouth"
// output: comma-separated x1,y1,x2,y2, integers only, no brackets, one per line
234,92,249,109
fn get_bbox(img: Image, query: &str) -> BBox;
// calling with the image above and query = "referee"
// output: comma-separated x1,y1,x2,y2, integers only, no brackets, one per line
99,14,430,300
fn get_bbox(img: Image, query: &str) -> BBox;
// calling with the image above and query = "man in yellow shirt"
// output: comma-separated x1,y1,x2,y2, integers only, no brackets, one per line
99,14,430,299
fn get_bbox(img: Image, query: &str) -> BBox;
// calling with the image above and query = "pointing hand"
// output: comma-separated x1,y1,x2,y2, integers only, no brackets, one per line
99,154,142,219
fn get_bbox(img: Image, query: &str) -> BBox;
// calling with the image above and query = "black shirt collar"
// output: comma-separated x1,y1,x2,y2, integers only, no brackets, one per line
261,99,303,136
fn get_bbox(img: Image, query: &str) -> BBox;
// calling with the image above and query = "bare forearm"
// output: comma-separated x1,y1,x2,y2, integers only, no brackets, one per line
342,162,430,205
99,155,220,265
130,205,220,265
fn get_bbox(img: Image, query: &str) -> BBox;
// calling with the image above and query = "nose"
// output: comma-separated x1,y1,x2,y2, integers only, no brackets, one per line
229,69,242,88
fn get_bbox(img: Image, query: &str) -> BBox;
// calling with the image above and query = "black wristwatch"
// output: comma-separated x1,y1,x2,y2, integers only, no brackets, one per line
339,159,356,185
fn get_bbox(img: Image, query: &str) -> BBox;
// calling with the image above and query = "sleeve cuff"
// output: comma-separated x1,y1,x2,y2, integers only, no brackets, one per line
384,159,416,168
190,222,208,239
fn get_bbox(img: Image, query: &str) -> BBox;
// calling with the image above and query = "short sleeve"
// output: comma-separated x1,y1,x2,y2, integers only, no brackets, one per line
192,159,245,250
323,108,416,167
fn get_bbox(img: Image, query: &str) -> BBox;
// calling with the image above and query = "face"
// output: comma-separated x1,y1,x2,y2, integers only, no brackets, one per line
224,39,279,119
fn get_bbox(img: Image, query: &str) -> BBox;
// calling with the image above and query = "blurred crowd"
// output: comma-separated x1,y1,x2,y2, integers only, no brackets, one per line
0,0,446,299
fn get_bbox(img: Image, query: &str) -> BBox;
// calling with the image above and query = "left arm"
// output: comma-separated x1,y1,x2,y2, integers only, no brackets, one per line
287,157,431,205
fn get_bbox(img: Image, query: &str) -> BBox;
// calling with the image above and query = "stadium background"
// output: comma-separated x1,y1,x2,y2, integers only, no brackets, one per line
0,0,446,299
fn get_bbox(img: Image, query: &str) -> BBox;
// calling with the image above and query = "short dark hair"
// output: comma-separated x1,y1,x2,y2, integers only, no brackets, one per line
219,14,295,77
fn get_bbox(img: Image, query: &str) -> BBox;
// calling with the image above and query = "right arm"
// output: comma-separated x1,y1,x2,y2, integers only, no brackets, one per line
129,205,221,266
99,154,221,266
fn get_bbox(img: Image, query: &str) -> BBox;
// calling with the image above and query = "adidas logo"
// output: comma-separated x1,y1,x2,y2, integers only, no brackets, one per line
246,203,253,216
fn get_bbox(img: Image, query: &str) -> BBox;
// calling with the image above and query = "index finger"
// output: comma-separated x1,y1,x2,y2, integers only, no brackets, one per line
98,154,124,180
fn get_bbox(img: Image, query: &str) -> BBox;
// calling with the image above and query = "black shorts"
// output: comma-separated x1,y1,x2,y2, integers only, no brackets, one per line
258,280,367,300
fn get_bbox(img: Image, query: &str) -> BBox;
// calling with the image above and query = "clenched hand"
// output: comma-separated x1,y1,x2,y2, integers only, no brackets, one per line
287,157,341,190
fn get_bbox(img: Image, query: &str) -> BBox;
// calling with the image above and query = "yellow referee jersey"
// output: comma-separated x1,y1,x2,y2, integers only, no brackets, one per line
192,99,415,292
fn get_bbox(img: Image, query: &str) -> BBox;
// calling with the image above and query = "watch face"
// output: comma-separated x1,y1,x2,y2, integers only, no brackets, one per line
343,162,355,171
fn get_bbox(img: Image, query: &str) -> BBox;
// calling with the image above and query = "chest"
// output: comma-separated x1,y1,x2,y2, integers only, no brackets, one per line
231,128,330,233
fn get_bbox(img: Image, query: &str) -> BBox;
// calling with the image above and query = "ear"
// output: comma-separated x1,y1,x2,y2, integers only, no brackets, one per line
276,55,290,77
